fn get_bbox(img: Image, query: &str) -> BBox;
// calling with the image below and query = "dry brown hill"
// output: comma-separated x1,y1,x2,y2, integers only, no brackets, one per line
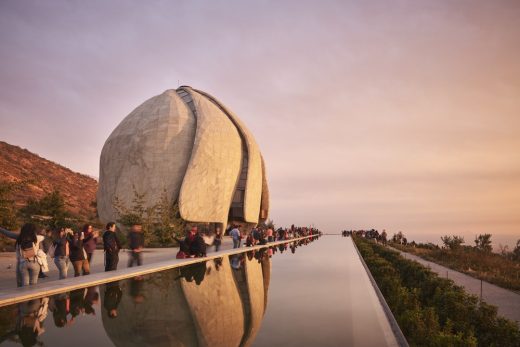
0,141,98,221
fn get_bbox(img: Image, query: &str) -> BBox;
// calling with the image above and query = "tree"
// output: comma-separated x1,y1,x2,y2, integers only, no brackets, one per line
113,188,155,245
474,233,493,253
113,188,186,247
512,240,520,261
20,190,75,229
0,181,19,230
153,192,186,244
441,235,465,250
498,244,510,257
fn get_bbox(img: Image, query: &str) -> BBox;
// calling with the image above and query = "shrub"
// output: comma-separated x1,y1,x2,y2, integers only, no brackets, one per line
354,237,520,347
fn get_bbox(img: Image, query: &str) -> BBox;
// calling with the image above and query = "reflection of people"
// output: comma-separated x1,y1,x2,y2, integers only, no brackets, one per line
99,255,271,347
254,248,266,262
51,293,70,328
16,297,48,346
128,224,144,267
104,282,123,318
214,257,223,271
69,288,86,320
103,222,121,271
179,262,207,285
214,228,222,252
230,254,241,270
84,286,99,315
130,276,145,304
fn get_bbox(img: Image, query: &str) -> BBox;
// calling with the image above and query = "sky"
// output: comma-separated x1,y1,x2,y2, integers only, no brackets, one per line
1,0,519,247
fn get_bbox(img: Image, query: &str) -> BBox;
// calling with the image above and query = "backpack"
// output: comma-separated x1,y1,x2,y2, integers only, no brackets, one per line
20,239,36,259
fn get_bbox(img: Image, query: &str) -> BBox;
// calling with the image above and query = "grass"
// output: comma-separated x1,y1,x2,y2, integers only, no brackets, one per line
391,243,520,293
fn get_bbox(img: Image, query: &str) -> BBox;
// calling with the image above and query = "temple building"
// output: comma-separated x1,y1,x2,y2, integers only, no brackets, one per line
97,86,269,231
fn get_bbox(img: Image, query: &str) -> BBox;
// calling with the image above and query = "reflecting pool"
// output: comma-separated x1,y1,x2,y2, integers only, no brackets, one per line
0,236,401,346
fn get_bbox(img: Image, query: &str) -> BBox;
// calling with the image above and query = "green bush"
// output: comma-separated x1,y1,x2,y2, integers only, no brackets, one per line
354,237,520,347
113,188,186,247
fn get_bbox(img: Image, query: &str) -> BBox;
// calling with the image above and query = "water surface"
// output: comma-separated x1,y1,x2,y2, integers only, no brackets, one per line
0,236,399,346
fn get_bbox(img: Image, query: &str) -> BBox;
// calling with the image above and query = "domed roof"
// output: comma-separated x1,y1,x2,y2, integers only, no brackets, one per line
97,87,269,225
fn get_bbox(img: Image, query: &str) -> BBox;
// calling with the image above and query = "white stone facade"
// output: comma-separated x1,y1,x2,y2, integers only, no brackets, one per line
97,87,269,226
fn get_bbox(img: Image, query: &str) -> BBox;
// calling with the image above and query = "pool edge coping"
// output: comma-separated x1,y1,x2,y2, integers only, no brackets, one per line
350,236,410,347
0,235,318,307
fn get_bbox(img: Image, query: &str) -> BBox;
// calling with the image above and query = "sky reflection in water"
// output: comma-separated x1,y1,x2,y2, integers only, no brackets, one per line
0,238,312,346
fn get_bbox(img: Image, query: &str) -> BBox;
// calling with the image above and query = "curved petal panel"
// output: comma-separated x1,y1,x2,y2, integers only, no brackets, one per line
177,88,242,223
192,88,263,224
97,90,195,222
259,155,270,222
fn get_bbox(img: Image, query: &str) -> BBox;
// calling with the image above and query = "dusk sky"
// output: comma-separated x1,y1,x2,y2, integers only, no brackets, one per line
1,0,519,247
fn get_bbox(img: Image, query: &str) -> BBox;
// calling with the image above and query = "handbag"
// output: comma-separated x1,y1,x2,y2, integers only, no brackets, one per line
36,248,49,272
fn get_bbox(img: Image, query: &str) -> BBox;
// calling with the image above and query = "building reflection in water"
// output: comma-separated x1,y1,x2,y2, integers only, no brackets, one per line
101,252,271,347
0,237,318,347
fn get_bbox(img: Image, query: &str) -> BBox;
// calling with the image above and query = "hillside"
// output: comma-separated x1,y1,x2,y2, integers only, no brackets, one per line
0,141,98,221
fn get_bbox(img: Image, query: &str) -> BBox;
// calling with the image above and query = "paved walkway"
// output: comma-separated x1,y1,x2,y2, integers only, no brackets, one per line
395,248,520,324
0,236,318,306
0,237,238,292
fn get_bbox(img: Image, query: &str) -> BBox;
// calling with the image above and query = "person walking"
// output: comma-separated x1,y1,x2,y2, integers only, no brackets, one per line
103,222,121,271
53,227,71,279
82,224,98,265
127,224,144,267
70,230,90,277
230,225,241,249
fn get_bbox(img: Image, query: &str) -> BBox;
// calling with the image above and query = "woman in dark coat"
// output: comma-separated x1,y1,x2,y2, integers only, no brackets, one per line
69,230,90,277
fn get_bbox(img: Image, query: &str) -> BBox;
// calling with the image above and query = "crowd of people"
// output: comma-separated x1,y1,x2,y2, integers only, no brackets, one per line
227,224,320,249
0,221,141,288
341,229,389,245
0,222,320,288
0,282,128,345
0,235,324,346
